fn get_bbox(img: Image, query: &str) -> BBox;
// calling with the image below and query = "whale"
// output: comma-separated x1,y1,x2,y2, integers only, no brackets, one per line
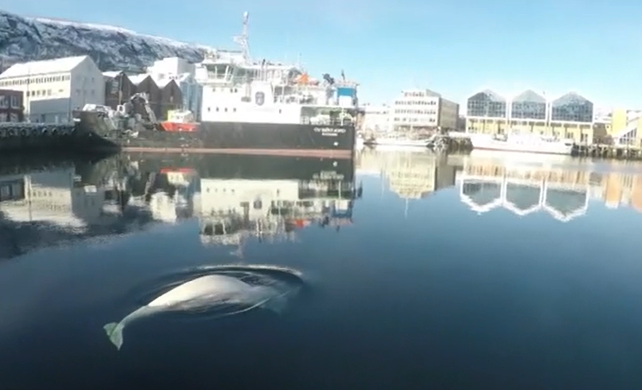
103,273,293,350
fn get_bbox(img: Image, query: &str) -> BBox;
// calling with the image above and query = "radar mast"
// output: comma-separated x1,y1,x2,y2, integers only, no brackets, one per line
233,11,251,63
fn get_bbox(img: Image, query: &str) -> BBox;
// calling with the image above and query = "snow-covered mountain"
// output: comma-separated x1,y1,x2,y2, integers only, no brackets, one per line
0,10,214,72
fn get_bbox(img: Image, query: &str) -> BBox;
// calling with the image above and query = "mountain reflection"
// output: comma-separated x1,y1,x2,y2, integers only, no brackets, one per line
0,154,361,259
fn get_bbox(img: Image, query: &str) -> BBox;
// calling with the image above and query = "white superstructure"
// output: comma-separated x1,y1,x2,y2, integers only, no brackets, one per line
470,133,574,155
391,89,459,131
194,12,359,126
0,55,104,123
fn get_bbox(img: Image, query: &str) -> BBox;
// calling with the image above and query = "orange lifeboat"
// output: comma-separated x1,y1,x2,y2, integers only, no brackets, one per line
161,110,199,132
160,121,198,132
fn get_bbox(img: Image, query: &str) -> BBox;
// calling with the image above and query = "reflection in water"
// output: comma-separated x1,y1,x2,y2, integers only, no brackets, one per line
356,148,458,216
104,264,305,351
356,148,642,222
456,154,642,221
0,154,362,259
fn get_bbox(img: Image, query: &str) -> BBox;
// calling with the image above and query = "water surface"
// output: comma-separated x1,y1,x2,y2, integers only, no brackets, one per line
1,149,641,389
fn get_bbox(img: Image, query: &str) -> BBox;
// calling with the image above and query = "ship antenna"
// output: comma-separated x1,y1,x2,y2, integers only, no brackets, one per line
233,11,251,63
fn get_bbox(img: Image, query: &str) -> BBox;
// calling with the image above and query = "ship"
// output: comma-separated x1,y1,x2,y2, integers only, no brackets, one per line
469,133,574,155
73,12,361,158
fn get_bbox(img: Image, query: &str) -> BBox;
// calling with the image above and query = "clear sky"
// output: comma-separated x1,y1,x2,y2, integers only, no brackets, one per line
1,0,641,108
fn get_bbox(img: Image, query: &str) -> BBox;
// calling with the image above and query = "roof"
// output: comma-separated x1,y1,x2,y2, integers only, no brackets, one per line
128,74,151,85
0,55,89,79
102,71,122,78
153,77,172,87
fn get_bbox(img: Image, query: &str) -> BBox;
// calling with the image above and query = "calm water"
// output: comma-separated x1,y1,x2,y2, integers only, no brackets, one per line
1,149,642,389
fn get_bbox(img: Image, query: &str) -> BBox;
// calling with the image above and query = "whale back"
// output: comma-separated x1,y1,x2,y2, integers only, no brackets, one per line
147,274,250,307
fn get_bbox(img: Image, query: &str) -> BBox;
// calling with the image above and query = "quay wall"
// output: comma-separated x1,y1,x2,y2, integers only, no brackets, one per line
0,122,118,153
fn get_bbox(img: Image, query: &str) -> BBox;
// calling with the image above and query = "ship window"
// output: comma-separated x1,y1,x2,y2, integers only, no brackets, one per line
255,92,265,106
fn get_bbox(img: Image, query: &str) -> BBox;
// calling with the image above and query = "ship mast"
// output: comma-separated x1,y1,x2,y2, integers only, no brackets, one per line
233,11,252,63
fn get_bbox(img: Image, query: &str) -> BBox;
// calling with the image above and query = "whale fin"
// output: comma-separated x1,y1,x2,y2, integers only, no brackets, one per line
103,322,125,350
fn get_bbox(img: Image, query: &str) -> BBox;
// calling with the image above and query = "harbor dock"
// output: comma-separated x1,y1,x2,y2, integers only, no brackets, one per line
0,122,119,153
444,132,642,161
0,122,78,152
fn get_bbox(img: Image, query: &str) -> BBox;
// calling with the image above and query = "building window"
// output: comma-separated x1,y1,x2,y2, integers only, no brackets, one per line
0,96,7,108
10,95,18,108
9,113,18,122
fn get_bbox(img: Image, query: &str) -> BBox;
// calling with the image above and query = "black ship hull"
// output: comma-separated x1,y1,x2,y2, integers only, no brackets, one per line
74,111,355,158
123,153,355,182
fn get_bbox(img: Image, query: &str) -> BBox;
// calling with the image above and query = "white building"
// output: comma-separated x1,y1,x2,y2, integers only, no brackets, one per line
362,104,391,132
147,57,203,121
391,89,459,131
0,55,104,123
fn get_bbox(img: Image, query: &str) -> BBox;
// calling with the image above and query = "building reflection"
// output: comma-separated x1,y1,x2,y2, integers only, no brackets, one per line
356,148,459,199
457,156,642,221
0,154,362,259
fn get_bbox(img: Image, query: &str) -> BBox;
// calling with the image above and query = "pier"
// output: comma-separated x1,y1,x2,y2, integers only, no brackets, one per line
444,132,642,161
573,144,642,160
0,122,99,152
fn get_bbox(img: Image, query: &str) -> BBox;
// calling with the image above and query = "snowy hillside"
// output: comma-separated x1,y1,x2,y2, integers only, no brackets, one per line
0,10,213,72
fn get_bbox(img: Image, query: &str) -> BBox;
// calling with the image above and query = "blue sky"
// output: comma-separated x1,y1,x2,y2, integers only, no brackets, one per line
1,0,641,108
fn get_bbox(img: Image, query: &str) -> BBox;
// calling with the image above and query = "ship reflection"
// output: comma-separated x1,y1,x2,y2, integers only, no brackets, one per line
194,156,360,252
0,154,361,259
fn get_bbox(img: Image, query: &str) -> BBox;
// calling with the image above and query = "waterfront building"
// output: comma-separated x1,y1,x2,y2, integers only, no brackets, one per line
102,71,136,109
607,109,642,146
0,55,104,123
155,78,183,121
129,74,163,119
361,104,391,132
147,57,203,121
0,89,24,122
391,89,459,131
465,89,600,144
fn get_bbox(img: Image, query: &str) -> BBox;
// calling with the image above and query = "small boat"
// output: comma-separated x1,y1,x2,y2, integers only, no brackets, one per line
160,110,198,132
367,132,434,148
469,133,574,155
